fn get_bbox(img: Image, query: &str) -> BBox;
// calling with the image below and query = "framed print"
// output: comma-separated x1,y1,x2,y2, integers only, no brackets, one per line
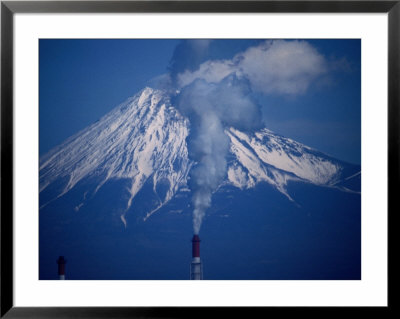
1,0,398,317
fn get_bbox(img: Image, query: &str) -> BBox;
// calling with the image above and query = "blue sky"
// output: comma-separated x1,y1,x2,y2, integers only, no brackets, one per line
40,39,360,164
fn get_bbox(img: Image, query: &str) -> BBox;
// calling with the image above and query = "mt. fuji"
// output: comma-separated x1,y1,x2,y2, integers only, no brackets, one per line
40,87,360,222
39,87,361,280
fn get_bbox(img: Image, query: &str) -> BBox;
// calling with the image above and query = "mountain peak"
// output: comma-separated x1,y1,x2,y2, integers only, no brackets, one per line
40,87,360,224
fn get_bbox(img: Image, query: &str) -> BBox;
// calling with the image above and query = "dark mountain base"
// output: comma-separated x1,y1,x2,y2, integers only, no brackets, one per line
39,181,360,280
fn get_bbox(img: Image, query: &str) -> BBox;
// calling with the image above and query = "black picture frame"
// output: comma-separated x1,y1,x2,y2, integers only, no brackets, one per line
1,1,397,317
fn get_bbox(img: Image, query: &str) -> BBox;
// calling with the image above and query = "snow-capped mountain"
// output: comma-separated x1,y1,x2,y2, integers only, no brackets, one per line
40,87,360,224
39,87,361,280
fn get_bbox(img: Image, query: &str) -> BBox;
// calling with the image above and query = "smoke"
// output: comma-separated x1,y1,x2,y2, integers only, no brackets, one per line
169,40,327,234
174,76,262,234
237,40,327,95
177,40,327,95
169,40,212,85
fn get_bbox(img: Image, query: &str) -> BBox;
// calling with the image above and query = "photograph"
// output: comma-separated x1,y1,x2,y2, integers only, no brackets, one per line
38,39,361,280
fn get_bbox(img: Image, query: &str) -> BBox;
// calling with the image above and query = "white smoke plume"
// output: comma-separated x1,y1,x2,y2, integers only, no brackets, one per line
174,76,262,234
178,40,327,95
170,40,327,234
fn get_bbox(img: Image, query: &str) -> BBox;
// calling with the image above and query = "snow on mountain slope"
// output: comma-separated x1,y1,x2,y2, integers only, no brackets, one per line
232,128,340,184
40,87,360,220
40,88,191,217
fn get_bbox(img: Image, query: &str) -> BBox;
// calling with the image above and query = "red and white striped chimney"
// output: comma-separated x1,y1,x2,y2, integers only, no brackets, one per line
190,235,202,280
192,235,200,262
56,256,66,280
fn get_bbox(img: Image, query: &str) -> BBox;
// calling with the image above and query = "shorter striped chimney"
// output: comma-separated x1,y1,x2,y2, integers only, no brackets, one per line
56,256,66,280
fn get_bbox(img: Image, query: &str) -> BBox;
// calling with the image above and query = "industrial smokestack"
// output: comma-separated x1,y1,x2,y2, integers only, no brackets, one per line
57,256,66,280
190,235,203,280
192,234,200,260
